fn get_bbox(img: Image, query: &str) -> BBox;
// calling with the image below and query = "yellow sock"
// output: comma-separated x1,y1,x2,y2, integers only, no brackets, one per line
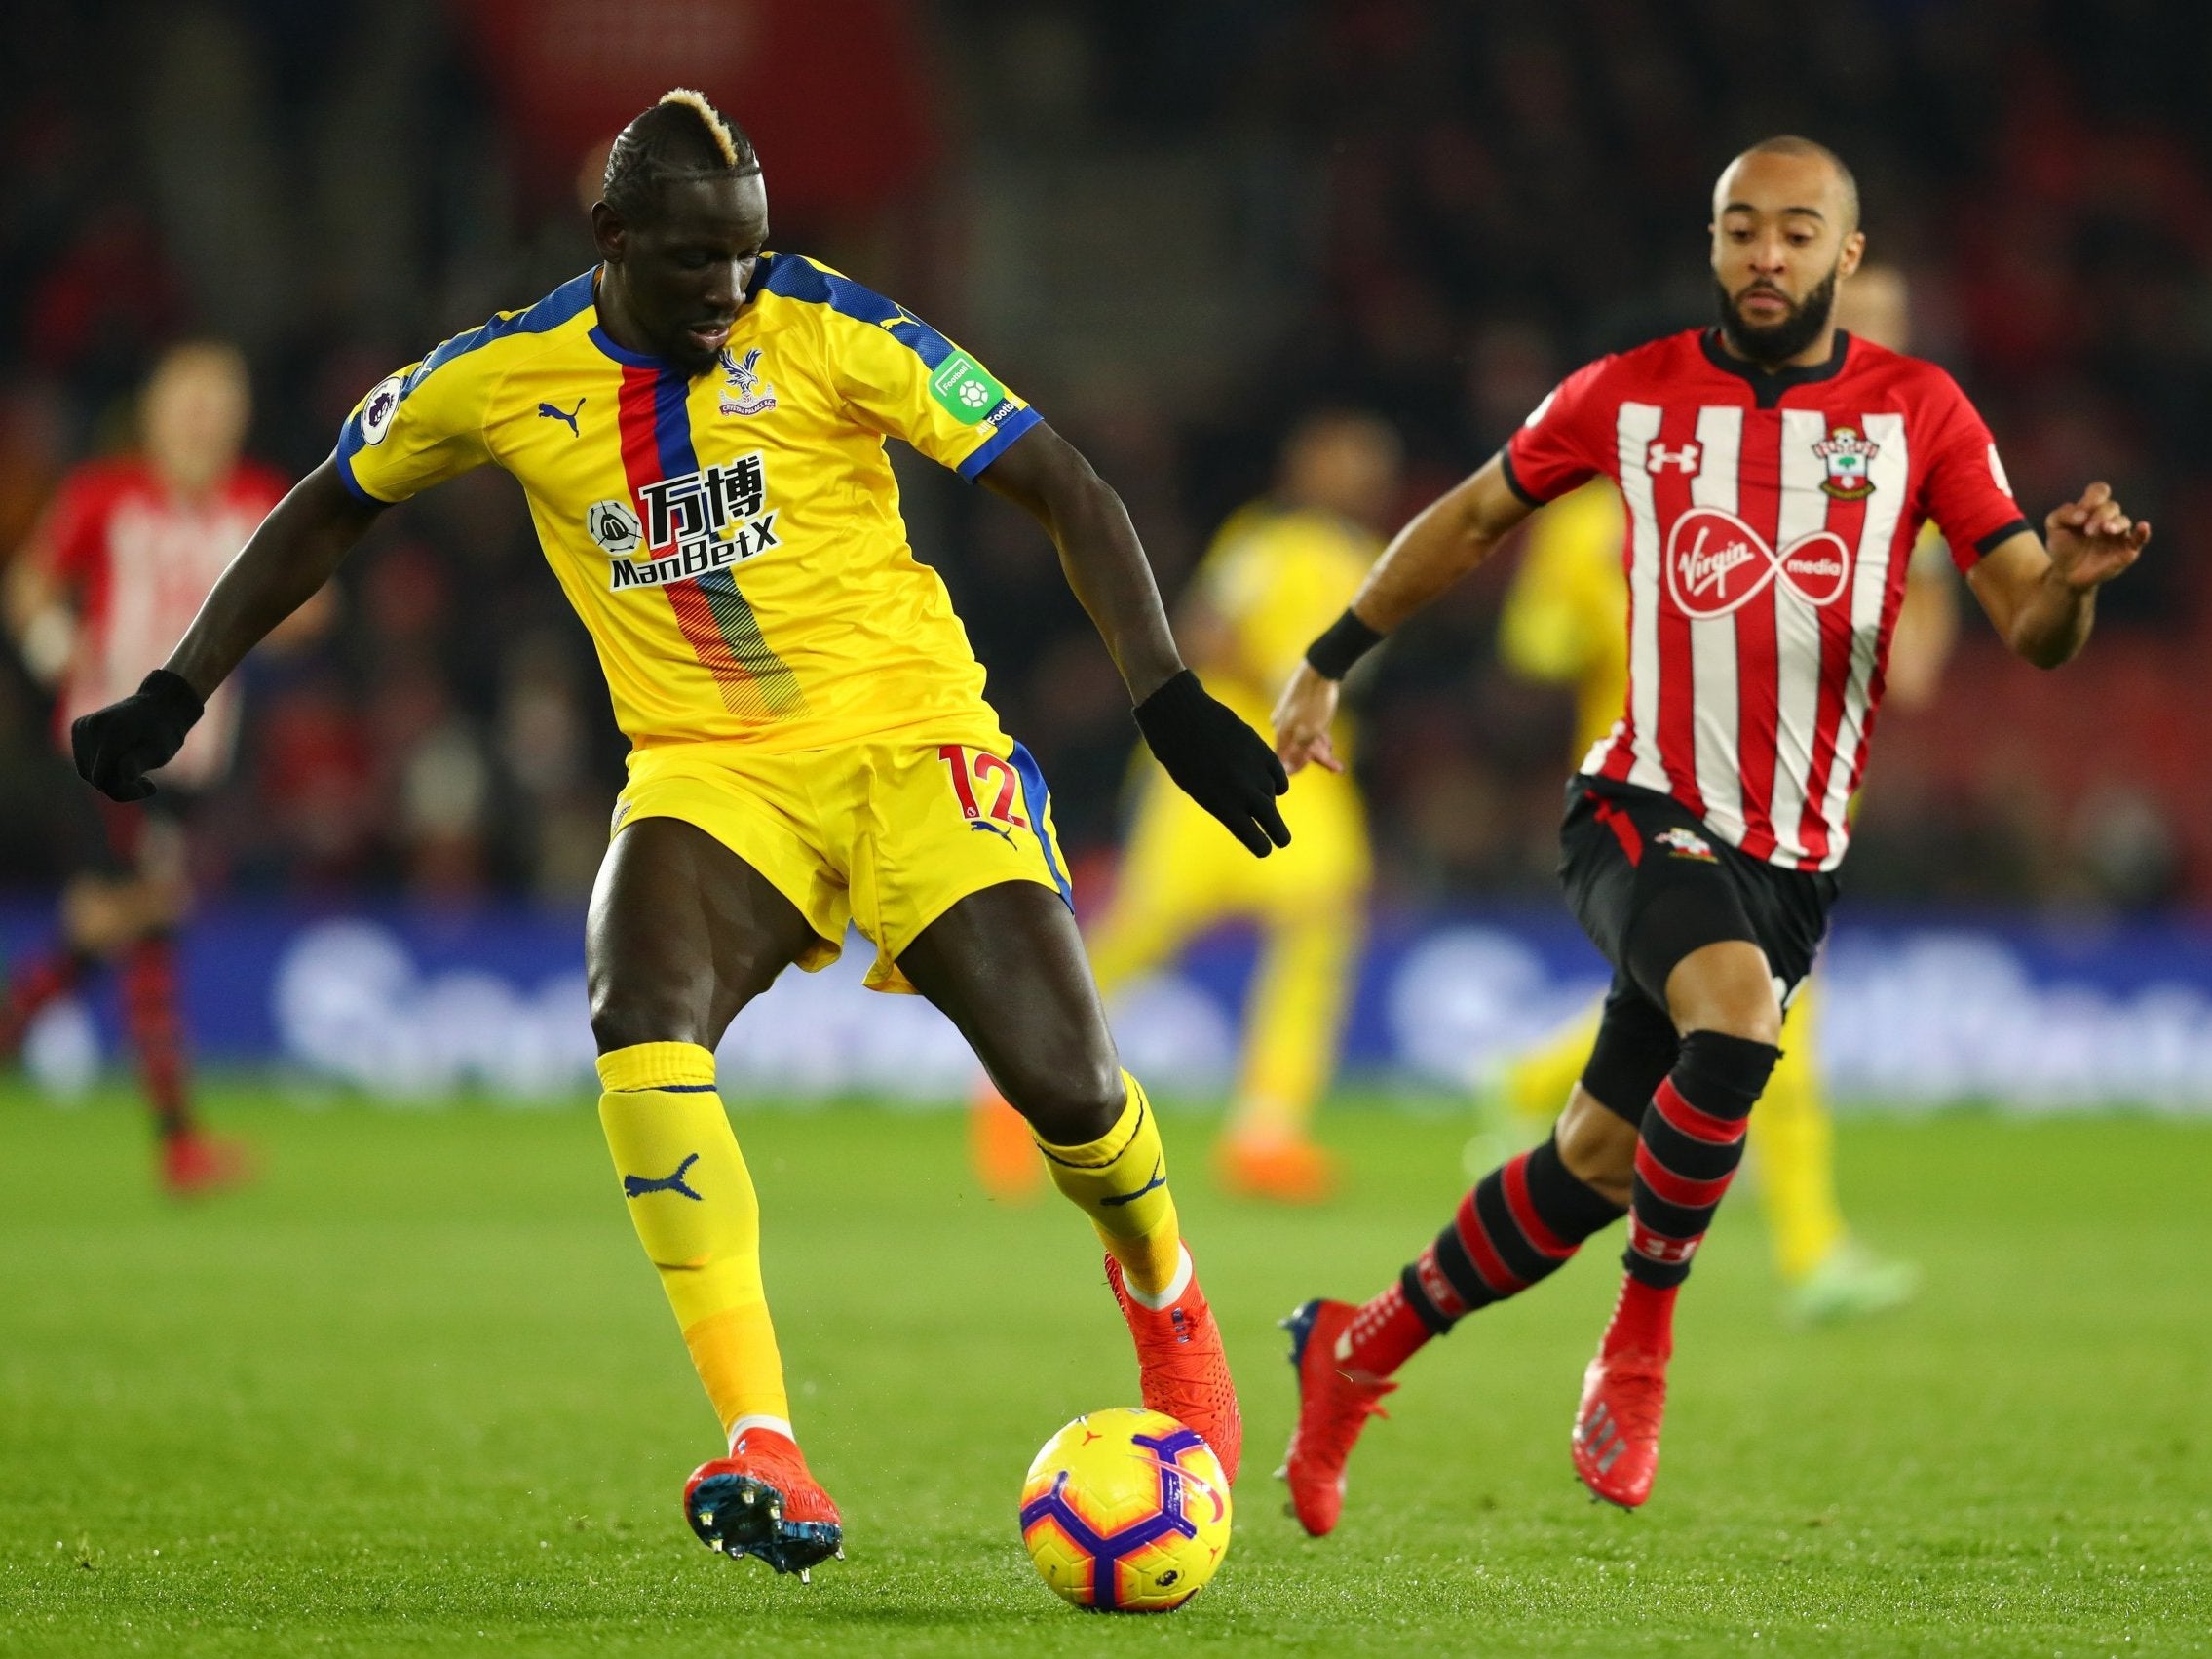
1035,1072,1183,1298
1231,904,1360,1142
597,1042,791,1447
1752,987,1847,1283
1504,1005,1605,1129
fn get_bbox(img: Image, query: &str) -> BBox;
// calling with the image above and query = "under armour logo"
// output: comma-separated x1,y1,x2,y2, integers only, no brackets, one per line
537,398,585,436
624,1152,704,1201
1646,440,1701,474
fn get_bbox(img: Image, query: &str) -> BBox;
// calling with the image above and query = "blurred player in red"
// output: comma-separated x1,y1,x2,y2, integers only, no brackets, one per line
1,342,303,1194
1273,137,2149,1524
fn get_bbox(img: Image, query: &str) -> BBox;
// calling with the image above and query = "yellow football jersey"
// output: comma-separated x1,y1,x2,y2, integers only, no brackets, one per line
1190,501,1378,730
336,256,1039,752
1497,478,1628,760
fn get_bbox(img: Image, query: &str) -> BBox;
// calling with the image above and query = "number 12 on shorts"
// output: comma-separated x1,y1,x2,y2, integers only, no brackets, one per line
938,745,1029,829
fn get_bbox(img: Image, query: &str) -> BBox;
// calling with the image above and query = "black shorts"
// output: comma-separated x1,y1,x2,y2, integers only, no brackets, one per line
1557,774,1838,1124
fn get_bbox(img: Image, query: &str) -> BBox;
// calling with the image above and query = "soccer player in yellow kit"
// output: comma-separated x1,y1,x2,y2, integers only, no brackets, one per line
973,413,1397,1203
1492,266,1952,1322
69,91,1289,1579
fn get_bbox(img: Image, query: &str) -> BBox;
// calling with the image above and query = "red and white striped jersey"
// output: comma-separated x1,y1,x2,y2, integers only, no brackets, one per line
1504,328,2029,872
36,458,288,790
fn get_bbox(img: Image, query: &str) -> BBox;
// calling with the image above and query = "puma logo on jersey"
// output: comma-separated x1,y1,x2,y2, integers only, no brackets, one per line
623,1152,704,1201
537,398,585,435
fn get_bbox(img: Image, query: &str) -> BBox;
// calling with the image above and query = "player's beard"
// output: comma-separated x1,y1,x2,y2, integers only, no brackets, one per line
1714,266,1840,366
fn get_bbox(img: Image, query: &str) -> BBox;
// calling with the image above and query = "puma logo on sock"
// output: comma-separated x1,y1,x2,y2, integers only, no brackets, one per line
624,1152,703,1201
1101,1158,1166,1207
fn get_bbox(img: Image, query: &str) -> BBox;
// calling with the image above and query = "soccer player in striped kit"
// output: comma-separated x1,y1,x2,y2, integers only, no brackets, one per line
1271,136,2149,1523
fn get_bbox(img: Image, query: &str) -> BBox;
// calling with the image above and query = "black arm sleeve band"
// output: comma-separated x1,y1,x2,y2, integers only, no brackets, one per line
1304,608,1386,680
1498,447,1546,509
1971,517,2033,558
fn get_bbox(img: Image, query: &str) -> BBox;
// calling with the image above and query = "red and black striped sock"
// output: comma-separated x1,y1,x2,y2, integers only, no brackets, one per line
1622,1029,1777,1292
1340,1134,1625,1377
0,949,90,1057
123,935,194,1141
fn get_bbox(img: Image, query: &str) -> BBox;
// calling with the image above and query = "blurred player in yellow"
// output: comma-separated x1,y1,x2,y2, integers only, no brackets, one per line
1490,265,1955,1321
973,412,1398,1203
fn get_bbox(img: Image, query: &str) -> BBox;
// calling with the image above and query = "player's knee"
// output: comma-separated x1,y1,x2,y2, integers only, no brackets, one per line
1555,1087,1638,1206
590,975,712,1055
1663,941,1782,1047
996,1049,1125,1147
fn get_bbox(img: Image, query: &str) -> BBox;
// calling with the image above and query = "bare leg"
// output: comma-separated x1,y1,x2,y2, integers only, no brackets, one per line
896,881,1124,1145
587,818,817,1053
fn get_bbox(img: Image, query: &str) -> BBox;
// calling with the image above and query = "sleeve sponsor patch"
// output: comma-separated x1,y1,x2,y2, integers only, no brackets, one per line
929,352,1008,426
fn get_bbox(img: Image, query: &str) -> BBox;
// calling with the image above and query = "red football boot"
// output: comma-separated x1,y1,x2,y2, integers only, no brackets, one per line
1571,1350,1669,1509
161,1132,256,1198
1104,1251,1242,1483
683,1426,844,1578
1277,1298,1395,1537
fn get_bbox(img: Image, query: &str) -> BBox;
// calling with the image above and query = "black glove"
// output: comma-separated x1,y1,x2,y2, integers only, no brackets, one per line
71,670,204,802
1133,669,1291,857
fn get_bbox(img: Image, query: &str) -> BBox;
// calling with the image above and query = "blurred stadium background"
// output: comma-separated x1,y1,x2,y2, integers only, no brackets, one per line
1,0,2209,1110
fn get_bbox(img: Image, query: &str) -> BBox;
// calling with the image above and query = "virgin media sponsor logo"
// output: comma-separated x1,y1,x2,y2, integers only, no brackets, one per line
1665,506,1852,618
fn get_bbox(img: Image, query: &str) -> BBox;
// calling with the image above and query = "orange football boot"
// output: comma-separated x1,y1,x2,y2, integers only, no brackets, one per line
683,1426,844,1577
1214,1132,1340,1204
161,1131,256,1197
970,1084,1042,1202
1104,1251,1242,1483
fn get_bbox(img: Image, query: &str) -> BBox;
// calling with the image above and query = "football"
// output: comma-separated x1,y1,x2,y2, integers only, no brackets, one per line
1018,1408,1233,1612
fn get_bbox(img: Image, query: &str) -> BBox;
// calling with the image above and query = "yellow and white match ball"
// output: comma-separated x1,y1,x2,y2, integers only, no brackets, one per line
1017,1408,1232,1612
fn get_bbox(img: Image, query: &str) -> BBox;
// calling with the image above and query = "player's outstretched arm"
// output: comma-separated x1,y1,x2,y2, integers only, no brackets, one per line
1966,482,2149,671
1274,452,1534,775
978,422,1289,856
72,458,384,800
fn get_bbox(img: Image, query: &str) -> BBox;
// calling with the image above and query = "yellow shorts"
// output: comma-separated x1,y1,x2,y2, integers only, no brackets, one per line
615,734,1074,994
1115,753,1371,924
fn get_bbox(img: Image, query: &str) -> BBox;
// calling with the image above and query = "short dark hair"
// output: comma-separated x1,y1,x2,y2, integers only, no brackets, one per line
602,89,759,222
1737,134,1860,232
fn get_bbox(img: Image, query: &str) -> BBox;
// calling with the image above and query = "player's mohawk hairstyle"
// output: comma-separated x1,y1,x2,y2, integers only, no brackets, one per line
602,89,759,222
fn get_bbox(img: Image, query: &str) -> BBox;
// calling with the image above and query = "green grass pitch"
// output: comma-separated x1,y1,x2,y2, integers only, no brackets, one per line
0,1087,2206,1656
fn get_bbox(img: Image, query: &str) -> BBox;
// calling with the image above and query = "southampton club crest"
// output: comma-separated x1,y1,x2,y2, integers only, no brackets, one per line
1812,424,1880,500
718,347,777,417
1655,826,1719,863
